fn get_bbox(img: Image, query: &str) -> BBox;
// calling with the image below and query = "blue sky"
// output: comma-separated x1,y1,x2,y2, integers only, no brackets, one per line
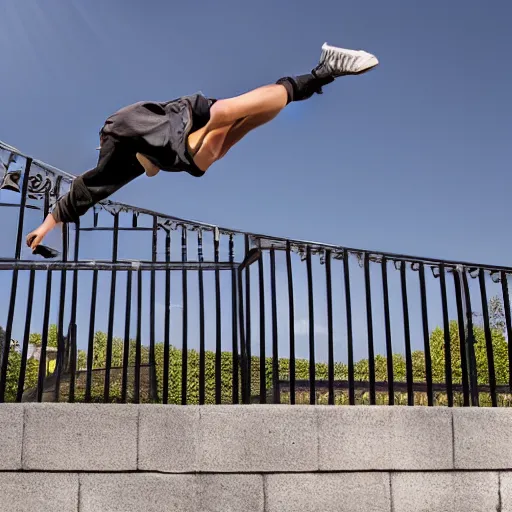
1,0,511,365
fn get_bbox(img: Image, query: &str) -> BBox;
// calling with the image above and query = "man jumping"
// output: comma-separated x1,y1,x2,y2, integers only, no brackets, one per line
26,43,378,256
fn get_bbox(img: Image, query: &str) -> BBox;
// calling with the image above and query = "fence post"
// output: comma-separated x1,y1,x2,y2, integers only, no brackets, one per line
237,265,249,404
458,265,479,406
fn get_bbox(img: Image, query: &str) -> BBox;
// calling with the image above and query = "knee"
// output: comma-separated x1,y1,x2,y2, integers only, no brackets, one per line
208,100,233,127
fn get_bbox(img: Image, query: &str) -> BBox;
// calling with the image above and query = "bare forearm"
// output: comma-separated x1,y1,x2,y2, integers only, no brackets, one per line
43,213,58,232
26,214,59,250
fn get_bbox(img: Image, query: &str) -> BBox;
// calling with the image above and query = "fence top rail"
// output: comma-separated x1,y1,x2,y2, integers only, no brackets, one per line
2,139,511,274
0,260,236,271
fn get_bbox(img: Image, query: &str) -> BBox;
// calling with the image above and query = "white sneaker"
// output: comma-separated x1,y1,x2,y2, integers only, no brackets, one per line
313,43,379,78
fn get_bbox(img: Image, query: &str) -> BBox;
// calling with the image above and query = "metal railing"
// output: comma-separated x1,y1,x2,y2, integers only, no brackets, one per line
1,140,511,406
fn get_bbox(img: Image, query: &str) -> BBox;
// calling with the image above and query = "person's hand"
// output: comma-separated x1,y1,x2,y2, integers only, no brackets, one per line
26,226,47,250
26,214,58,251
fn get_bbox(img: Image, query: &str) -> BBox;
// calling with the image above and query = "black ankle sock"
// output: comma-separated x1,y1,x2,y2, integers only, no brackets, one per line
276,74,334,104
276,77,295,104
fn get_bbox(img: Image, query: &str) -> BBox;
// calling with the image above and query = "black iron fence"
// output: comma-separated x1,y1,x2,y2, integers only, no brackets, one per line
1,140,511,406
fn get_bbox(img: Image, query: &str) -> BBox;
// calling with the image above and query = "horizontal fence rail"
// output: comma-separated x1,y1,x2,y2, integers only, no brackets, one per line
1,140,512,406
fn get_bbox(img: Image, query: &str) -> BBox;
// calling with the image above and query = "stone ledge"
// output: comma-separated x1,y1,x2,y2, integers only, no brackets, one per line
391,471,499,512
265,472,391,512
0,404,23,470
0,472,79,512
22,403,138,471
0,403,511,474
453,408,512,470
198,405,318,472
79,473,264,512
318,406,453,471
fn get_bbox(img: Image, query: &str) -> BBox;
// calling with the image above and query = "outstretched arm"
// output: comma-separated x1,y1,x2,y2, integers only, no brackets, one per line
26,213,58,251
26,135,144,251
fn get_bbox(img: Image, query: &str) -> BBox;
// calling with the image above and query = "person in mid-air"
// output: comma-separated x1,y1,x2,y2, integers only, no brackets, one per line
26,43,378,257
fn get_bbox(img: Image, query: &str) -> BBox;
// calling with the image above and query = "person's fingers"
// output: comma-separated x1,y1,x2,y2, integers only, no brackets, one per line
30,234,43,251
26,232,36,247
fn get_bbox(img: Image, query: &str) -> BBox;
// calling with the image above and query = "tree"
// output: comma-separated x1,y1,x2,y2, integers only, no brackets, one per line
29,324,58,348
4,351,39,402
5,292,511,405
489,296,506,334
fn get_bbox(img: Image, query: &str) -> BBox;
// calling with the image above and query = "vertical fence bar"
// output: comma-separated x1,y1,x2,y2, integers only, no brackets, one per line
478,269,497,407
258,254,266,403
1,158,31,400
181,226,188,405
439,263,454,407
306,246,316,405
325,250,335,405
16,269,36,402
343,251,355,405
400,261,414,406
270,248,279,404
14,158,33,258
244,235,252,400
68,220,80,402
162,229,171,404
462,269,479,406
43,191,50,219
104,212,119,402
214,228,221,404
453,270,470,406
381,257,394,405
364,253,376,405
237,264,249,404
121,269,132,403
0,163,32,402
230,234,239,404
134,268,142,404
54,223,68,402
0,271,20,402
197,230,205,405
85,270,98,402
500,272,512,393
93,206,99,228
419,263,433,406
149,216,158,402
286,241,296,405
66,323,77,402
36,270,53,402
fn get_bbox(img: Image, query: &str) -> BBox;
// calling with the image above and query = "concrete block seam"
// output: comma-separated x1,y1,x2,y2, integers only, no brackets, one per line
196,406,202,471
21,404,27,470
389,472,394,512
498,472,502,512
77,474,82,512
263,473,268,512
314,407,320,472
451,410,455,470
136,406,140,470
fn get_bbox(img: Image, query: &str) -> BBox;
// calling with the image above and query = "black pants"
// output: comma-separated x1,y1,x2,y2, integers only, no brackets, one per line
81,134,145,207
52,135,144,223
52,94,216,224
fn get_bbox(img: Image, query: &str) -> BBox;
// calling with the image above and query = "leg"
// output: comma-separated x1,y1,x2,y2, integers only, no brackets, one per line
188,42,379,172
188,86,287,171
190,109,280,171
187,84,287,155
217,109,280,159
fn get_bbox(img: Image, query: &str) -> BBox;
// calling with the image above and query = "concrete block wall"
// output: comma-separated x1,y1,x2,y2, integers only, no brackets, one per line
0,404,511,511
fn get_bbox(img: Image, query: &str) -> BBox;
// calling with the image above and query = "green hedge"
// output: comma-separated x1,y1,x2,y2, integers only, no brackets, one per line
3,320,511,406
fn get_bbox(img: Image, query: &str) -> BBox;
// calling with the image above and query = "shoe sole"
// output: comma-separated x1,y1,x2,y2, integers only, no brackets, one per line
322,42,379,75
